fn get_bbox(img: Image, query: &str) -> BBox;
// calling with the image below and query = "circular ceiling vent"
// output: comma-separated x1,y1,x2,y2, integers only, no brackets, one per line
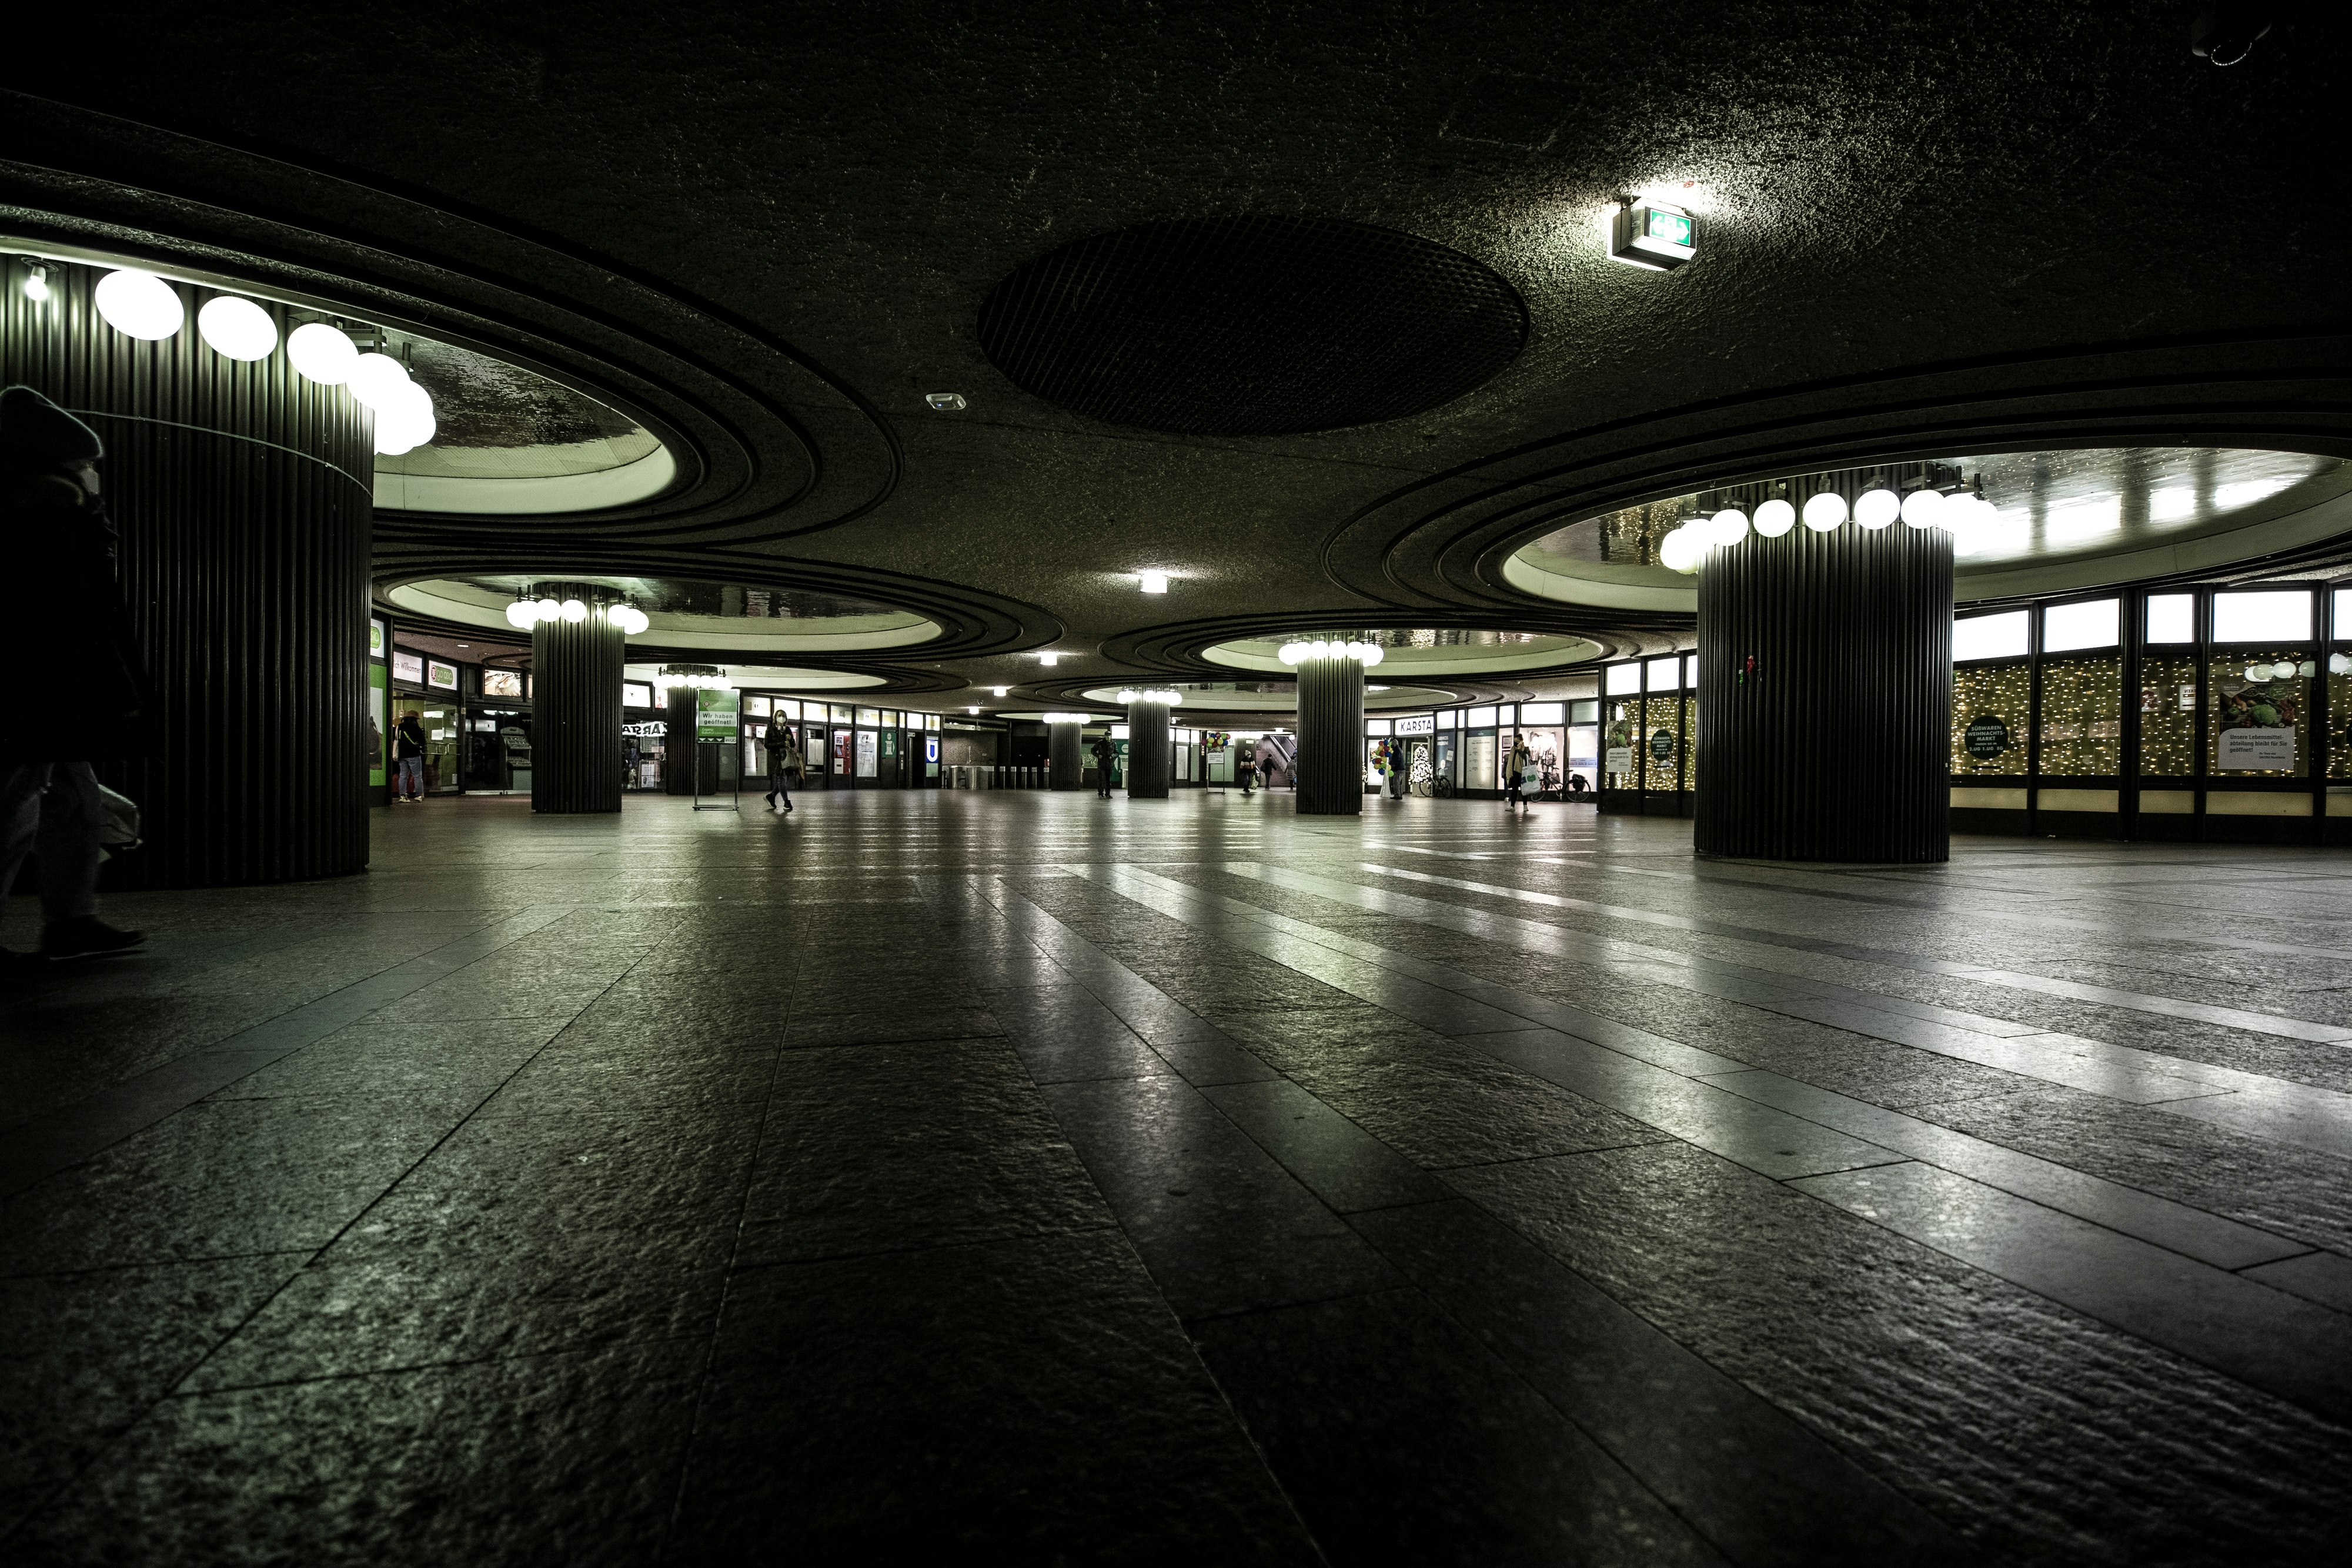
977,215,1528,436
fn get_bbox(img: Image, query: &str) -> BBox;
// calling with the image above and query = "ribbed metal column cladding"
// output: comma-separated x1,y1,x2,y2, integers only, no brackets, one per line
1695,523,1953,863
2,263,373,887
530,592,623,813
1048,722,1084,790
664,687,699,795
1295,657,1365,815
1125,701,1171,798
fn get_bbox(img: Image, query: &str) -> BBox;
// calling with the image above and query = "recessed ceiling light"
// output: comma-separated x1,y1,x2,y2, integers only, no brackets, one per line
456,643,469,647
1138,571,1169,594
992,686,1008,697
1039,652,1059,667
967,704,980,714
926,392,967,410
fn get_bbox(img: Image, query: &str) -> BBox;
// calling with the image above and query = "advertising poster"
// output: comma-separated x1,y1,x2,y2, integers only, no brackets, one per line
2213,671,2301,772
694,687,741,739
855,730,878,777
366,661,387,788
393,650,423,685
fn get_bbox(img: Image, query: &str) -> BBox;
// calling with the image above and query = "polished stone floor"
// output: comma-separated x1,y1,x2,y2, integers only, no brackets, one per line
5,789,2352,1564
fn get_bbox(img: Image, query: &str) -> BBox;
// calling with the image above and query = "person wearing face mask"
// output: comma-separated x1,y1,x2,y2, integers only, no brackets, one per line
0,386,148,972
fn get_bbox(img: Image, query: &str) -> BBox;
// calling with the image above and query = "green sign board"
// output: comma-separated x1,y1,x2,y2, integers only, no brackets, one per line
1649,728,1675,762
1963,714,2010,759
696,687,741,740
1646,208,1692,246
881,730,897,759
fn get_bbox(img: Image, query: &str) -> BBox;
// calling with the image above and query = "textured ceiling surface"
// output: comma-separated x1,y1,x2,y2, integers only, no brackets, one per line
2,1,2346,710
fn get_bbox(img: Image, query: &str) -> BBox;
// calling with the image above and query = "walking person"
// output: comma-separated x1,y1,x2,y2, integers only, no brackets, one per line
1238,748,1255,794
765,725,802,813
1386,738,1406,799
0,386,147,969
1504,731,1532,811
393,710,427,801
1090,735,1116,798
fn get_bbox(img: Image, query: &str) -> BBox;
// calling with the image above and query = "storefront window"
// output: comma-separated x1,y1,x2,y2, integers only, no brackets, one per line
1640,695,1679,790
1681,692,1699,795
1952,664,2029,775
2036,655,2122,775
1603,702,1638,788
2331,652,2352,781
2139,655,2199,776
1465,729,1498,793
2209,653,2311,778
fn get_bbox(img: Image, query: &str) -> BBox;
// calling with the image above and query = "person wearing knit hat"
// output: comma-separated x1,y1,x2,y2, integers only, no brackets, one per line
1,385,147,971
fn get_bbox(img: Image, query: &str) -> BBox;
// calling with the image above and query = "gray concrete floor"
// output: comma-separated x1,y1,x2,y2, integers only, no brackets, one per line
5,789,2351,1563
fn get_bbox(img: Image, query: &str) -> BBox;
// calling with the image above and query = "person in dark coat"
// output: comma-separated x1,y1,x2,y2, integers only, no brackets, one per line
0,386,147,968
1090,735,1115,797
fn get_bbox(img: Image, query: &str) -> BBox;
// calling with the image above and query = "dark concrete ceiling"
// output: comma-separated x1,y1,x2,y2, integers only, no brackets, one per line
4,1,2347,718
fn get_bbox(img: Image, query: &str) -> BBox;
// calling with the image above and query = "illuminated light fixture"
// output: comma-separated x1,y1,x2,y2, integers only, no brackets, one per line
2331,652,2352,676
346,352,411,410
1802,491,1848,531
93,269,185,340
1658,526,1702,574
1038,652,1059,667
991,686,1008,697
1753,498,1796,537
1116,688,1184,705
1138,571,1169,594
288,321,360,385
1900,488,1945,528
1607,200,1696,272
1043,711,1094,725
967,705,980,714
1853,488,1901,529
22,265,49,304
196,295,278,361
1709,508,1749,546
561,599,587,623
536,597,563,623
608,604,649,635
1277,639,1382,667
926,392,967,410
506,600,537,630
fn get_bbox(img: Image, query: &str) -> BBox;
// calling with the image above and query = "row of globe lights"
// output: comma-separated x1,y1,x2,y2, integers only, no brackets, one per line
86,267,437,456
1115,688,1185,705
656,671,733,694
1275,638,1388,667
1655,486,2002,574
503,596,652,635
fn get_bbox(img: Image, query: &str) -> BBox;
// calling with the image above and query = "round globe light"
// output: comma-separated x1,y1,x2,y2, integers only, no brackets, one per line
1277,642,1303,665
1359,643,1384,667
286,322,360,385
2296,660,2317,678
196,295,278,361
1658,527,1698,574
1709,509,1749,546
506,600,537,630
1900,488,1945,528
1752,498,1796,537
2246,666,2270,683
1802,491,1848,531
2330,652,2352,676
562,599,587,623
93,269,185,340
536,598,563,623
346,352,411,410
621,606,650,634
1310,640,1332,660
1853,488,1900,529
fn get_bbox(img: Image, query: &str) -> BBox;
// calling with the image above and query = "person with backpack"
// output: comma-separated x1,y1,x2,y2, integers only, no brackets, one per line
393,710,427,801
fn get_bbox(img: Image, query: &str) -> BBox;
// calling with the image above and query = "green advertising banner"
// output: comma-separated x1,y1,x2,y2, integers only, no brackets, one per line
367,661,389,787
696,687,741,739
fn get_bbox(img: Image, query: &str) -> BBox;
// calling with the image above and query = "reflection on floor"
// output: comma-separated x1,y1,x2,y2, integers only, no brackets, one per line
5,791,2351,1562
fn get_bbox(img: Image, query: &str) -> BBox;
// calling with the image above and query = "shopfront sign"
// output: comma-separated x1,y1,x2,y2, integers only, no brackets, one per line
427,660,458,691
369,618,386,658
1393,714,1435,735
2217,726,2295,771
1963,714,2010,759
393,650,423,685
695,687,740,739
1605,746,1633,774
621,721,665,737
1649,728,1675,762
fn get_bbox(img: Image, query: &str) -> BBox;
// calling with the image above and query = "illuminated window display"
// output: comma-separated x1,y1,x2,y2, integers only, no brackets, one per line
2210,653,2311,777
1682,693,1699,796
2140,654,2199,776
2331,659,2352,781
1603,701,1638,788
1642,694,1679,790
2037,654,2123,775
1951,663,2029,775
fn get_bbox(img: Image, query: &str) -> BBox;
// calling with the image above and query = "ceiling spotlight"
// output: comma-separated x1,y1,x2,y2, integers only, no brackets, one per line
1038,652,1059,667
21,265,49,304
1900,488,1945,528
1753,498,1796,537
196,295,279,361
288,321,360,385
93,269,184,340
1138,571,1169,594
1853,488,1901,529
1608,200,1696,272
991,686,1008,697
1043,711,1093,725
926,392,967,410
1802,492,1848,531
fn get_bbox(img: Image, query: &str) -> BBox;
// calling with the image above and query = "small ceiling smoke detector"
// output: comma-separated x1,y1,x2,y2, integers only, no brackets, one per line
926,392,967,410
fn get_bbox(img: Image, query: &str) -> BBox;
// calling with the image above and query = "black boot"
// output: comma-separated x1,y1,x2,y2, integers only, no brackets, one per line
39,917,145,959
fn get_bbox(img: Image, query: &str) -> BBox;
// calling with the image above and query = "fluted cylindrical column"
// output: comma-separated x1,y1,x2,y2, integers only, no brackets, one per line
531,597,624,813
1295,657,1365,815
1125,701,1171,798
1048,722,1084,790
664,687,698,795
2,260,372,887
1696,523,1952,862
